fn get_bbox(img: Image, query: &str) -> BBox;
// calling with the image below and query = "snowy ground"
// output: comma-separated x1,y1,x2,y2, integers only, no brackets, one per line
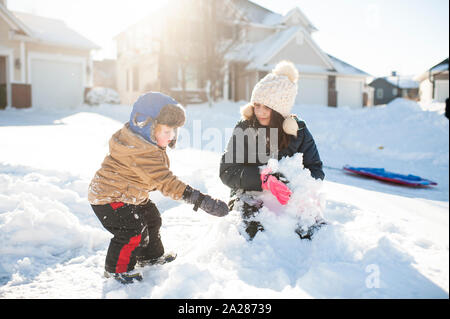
0,98,448,299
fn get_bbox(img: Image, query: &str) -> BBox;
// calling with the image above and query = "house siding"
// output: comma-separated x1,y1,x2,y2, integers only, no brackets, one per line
0,17,21,83
370,78,398,105
269,37,329,68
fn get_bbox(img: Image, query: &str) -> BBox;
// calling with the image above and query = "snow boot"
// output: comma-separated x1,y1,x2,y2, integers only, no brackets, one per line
104,270,143,284
229,189,265,241
136,252,177,267
295,219,327,240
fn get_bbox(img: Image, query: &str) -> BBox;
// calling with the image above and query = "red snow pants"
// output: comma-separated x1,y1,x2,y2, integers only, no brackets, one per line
91,200,164,273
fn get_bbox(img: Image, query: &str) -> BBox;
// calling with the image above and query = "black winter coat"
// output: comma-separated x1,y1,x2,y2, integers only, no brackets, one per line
220,117,324,192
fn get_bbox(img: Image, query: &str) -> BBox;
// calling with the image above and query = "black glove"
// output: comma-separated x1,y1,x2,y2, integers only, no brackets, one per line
183,186,229,217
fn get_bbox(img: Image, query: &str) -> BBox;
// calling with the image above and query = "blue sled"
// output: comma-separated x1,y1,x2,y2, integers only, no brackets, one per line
343,165,437,187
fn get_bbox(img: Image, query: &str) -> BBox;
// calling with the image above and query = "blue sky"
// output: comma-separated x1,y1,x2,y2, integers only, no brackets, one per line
6,0,449,77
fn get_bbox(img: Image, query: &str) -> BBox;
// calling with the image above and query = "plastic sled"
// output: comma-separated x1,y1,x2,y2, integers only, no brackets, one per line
343,165,437,187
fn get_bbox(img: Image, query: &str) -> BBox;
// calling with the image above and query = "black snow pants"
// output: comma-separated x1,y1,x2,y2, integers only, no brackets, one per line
91,200,164,273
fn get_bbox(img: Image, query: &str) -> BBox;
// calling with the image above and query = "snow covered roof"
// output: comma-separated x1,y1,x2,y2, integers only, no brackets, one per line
12,11,100,50
0,3,33,36
226,26,370,78
226,26,323,68
230,0,318,32
382,76,419,89
327,54,370,77
231,0,283,26
430,58,449,73
414,57,449,82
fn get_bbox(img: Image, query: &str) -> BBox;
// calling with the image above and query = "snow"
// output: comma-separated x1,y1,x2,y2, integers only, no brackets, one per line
383,76,419,89
0,98,448,299
86,87,121,106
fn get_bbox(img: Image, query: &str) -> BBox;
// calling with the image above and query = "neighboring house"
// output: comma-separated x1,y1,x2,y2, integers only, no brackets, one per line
114,15,161,106
0,0,99,109
414,58,449,103
115,0,371,108
224,1,371,108
369,76,419,105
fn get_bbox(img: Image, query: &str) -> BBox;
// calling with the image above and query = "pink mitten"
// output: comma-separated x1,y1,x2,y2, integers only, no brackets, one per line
261,168,292,205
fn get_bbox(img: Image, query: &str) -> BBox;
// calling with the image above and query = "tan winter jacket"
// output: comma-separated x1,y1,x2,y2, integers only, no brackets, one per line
88,123,187,205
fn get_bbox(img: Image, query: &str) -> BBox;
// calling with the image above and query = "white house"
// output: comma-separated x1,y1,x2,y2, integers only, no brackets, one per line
414,58,449,103
224,2,371,108
0,0,99,109
114,0,371,108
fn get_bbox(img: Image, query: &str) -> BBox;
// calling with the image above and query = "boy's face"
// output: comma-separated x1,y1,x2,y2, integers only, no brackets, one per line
155,124,176,148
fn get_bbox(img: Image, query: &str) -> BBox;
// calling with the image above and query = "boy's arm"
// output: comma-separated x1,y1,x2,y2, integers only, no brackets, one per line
130,152,187,201
131,152,228,217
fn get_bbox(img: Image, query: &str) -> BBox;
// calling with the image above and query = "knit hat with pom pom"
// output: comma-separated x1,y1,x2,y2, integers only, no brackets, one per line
242,60,300,136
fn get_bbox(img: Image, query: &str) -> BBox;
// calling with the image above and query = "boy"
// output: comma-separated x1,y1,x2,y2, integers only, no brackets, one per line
88,92,228,284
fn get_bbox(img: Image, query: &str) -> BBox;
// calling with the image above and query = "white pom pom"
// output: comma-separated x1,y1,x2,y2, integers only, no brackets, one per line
272,60,299,84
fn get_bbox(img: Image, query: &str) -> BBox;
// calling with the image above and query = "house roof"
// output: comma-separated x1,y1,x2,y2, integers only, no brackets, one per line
414,57,449,82
430,58,449,73
230,0,318,32
231,0,283,26
382,76,419,89
283,7,318,33
225,26,298,65
327,54,370,77
226,26,370,78
12,11,100,50
0,2,33,36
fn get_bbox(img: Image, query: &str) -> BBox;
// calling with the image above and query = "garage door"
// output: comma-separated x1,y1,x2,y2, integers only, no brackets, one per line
337,78,363,108
296,76,327,106
435,80,449,102
31,59,84,108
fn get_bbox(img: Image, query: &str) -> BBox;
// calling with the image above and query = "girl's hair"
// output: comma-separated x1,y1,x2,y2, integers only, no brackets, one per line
250,108,290,151
269,110,291,150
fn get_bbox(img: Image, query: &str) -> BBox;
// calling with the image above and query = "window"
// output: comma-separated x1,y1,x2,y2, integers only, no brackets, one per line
376,88,384,99
126,69,130,92
185,65,198,90
392,88,398,96
133,66,140,92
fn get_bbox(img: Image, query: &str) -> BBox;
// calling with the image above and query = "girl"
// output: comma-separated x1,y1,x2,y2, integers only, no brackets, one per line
89,92,228,284
220,61,324,241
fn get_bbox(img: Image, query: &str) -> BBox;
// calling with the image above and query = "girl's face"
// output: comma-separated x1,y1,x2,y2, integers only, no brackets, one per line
254,102,272,126
155,124,176,148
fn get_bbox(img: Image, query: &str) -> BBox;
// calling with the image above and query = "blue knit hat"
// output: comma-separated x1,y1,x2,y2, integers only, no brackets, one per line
129,92,186,148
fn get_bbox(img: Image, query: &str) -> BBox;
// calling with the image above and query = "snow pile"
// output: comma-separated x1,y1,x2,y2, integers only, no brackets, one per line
294,98,449,200
86,87,121,106
0,164,109,285
0,98,448,298
253,154,325,235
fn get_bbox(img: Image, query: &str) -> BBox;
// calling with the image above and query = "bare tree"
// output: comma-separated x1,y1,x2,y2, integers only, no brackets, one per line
158,0,205,104
201,0,247,105
158,0,246,105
